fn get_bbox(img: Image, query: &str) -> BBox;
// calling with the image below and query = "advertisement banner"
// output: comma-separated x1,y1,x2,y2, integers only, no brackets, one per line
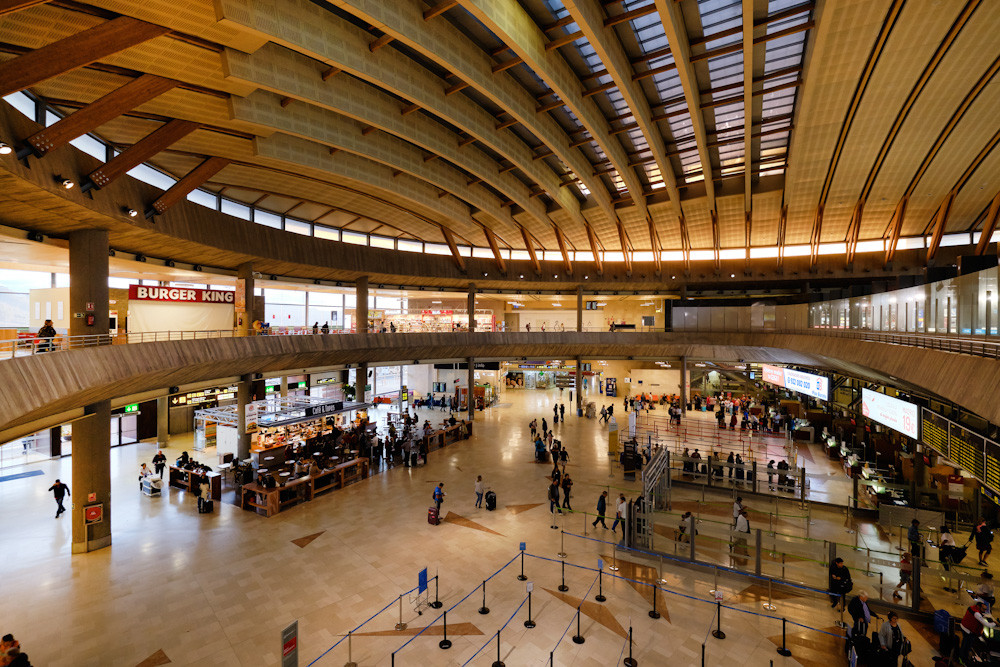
862,388,919,439
760,365,829,401
128,285,235,303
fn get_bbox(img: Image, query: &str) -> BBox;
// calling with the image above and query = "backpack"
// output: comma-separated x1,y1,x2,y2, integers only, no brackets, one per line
933,608,951,634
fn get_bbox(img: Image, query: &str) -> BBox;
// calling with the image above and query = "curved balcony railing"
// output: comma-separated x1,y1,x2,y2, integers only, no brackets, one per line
5,325,1000,360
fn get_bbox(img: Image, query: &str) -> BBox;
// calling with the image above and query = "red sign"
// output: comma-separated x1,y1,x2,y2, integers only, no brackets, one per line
128,285,235,304
421,309,453,315
282,637,296,657
88,492,96,502
84,503,103,525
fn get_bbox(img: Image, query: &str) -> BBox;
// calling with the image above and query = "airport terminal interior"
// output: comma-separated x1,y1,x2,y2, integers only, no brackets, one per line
2,0,1000,665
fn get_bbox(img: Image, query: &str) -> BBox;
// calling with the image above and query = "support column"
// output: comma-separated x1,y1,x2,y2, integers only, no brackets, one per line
680,356,688,415
468,284,476,331
575,355,583,413
49,425,62,458
236,374,251,460
358,363,368,403
280,376,288,398
577,286,584,332
356,276,369,333
68,230,111,553
236,262,254,336
467,357,475,420
156,396,169,447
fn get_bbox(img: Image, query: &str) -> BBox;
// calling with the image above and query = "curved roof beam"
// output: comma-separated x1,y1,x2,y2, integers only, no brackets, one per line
563,0,685,272
232,90,524,246
223,44,546,245
452,0,647,222
215,0,594,247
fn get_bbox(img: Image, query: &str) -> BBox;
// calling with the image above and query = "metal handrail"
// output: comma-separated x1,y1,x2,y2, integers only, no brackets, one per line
3,325,1000,361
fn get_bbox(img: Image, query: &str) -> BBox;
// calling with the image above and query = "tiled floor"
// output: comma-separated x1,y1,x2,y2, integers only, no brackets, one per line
1,386,940,666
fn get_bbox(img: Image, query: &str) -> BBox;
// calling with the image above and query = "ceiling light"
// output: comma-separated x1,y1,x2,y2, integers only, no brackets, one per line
730,273,735,278
61,178,75,189
432,300,442,304
584,275,588,279
553,302,562,307
122,206,138,217
554,274,558,279
519,274,524,279
0,142,10,155
671,275,676,280
483,272,488,277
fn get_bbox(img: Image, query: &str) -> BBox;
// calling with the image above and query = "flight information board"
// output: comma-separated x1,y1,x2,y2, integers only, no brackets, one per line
921,410,949,458
952,425,985,480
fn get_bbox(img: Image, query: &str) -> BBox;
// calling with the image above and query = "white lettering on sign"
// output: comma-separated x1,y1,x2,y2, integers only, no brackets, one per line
129,285,235,304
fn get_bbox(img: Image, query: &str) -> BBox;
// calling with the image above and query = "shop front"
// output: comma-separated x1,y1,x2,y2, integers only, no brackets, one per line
126,285,235,336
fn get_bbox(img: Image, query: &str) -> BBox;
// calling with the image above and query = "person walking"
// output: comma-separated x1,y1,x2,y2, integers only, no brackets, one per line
432,482,446,515
893,552,913,601
592,491,608,529
974,520,993,566
561,473,573,510
828,557,853,608
939,525,957,571
599,405,607,423
48,479,70,518
553,404,559,425
559,403,565,422
611,494,627,537
474,475,484,509
548,480,562,516
152,450,167,479
559,446,569,473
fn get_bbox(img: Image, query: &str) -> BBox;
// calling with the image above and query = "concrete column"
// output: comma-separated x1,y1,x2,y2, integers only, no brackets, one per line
468,284,476,331
358,363,368,402
467,357,475,420
236,262,255,336
68,230,111,553
356,276,369,332
236,374,251,460
156,396,169,447
577,286,584,332
280,376,288,398
575,355,583,412
680,356,689,415
49,425,61,457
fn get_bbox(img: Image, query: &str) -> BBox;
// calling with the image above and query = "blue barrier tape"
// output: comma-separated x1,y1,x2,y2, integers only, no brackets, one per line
392,551,520,657
307,583,422,667
550,571,601,655
460,595,529,667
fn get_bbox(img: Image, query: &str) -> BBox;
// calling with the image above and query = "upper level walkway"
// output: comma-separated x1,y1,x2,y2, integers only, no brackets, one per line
2,327,999,443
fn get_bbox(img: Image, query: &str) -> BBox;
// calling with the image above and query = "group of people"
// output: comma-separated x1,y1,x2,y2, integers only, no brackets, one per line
1,634,30,666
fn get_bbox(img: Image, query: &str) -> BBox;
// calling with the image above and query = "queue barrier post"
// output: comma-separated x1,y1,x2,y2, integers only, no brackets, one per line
479,580,491,615
835,594,848,629
776,618,792,657
649,584,661,619
558,529,567,559
711,600,726,640
395,594,407,631
762,578,776,612
708,567,719,597
525,590,536,629
572,606,585,644
439,611,452,650
491,630,504,667
559,560,569,592
517,550,527,581
344,630,357,667
430,575,443,609
610,548,620,572
596,567,607,603
623,625,638,667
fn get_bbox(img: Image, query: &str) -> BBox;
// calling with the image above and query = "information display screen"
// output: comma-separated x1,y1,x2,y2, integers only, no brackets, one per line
922,410,949,457
862,388,919,439
760,364,829,401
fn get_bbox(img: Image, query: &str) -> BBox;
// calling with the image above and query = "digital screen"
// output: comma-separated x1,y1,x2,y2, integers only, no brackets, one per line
760,364,829,401
862,388,919,439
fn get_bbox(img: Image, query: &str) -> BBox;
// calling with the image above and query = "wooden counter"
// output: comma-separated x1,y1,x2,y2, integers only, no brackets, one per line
168,466,221,501
421,420,473,451
240,458,370,517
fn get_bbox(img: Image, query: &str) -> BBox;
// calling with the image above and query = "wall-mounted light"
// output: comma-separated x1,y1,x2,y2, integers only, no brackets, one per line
121,206,138,217
26,231,43,242
483,272,488,277
192,265,203,272
134,253,146,263
519,274,524,279
56,176,75,189
164,260,175,267
0,142,11,155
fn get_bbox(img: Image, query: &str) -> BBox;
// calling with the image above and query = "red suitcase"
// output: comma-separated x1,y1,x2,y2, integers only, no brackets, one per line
428,506,440,525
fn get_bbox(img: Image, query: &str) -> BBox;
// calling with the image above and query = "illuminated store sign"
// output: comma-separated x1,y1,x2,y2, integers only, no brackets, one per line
862,388,919,439
760,365,829,401
128,285,235,303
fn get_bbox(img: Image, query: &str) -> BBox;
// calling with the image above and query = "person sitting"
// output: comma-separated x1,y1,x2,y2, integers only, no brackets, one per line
177,450,190,467
448,414,457,427
1,634,22,666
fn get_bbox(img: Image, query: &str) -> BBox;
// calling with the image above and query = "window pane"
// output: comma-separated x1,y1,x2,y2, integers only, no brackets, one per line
221,199,251,220
370,235,394,249
285,218,311,236
127,164,175,191
315,225,339,241
398,239,422,253
254,209,282,229
69,134,107,161
187,189,217,209
3,92,35,118
342,230,367,245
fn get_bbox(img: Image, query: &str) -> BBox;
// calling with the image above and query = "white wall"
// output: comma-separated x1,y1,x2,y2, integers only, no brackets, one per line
514,309,603,331
128,301,234,333
405,364,434,397
626,369,682,397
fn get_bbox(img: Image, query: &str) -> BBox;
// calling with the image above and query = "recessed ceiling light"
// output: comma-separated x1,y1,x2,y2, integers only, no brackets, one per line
519,274,524,279
61,179,75,189
730,273,735,278
0,142,11,155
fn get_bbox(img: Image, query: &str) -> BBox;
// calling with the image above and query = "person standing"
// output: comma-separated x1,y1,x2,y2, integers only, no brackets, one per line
152,450,167,479
974,520,993,566
961,598,996,662
907,519,922,560
732,496,744,528
559,403,565,422
878,612,907,666
474,475,484,509
829,557,853,608
48,479,70,518
592,491,608,529
553,404,559,425
939,525,957,571
37,318,56,353
433,482,446,515
548,480,562,516
561,473,573,510
847,590,877,639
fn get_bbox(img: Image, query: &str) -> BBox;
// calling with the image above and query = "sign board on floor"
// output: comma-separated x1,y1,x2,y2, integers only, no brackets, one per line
419,568,428,594
281,621,298,667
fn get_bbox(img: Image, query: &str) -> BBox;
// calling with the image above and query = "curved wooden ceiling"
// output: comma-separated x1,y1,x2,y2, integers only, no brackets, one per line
0,0,999,271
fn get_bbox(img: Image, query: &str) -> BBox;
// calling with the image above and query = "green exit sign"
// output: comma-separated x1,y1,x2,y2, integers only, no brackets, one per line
124,404,139,413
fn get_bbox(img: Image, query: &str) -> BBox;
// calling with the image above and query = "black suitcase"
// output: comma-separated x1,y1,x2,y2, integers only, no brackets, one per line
428,506,440,525
485,490,496,511
199,499,214,514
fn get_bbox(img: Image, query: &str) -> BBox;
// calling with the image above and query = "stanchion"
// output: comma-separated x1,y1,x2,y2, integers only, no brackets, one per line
524,590,536,628
479,580,491,615
657,555,667,585
583,509,588,536
344,630,357,667
711,600,726,639
623,625,638,667
762,579,777,612
835,594,848,629
394,594,407,631
517,550,527,581
596,567,607,603
776,618,792,657
609,549,620,572
558,560,569,592
846,496,855,534
648,585,661,619
708,567,719,597
558,529,568,559
429,575,443,609
572,607,585,644
491,630,504,667
439,611,452,650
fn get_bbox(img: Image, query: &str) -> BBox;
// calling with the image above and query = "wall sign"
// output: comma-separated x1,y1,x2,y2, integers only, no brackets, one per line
761,364,829,401
128,285,235,304
862,388,919,439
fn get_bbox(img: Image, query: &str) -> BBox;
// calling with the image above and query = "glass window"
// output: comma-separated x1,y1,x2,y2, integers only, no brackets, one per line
315,225,339,241
308,291,343,306
424,243,451,256
265,303,306,327
186,189,217,209
220,199,251,220
3,92,35,119
108,277,136,289
254,209,282,229
342,230,367,245
398,239,422,253
370,235,395,249
127,164,176,191
285,218,311,236
69,134,107,161
472,247,494,259
264,288,306,305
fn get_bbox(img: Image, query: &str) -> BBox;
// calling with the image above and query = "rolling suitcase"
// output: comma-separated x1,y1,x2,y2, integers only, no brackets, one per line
485,490,497,511
428,506,440,525
199,499,214,514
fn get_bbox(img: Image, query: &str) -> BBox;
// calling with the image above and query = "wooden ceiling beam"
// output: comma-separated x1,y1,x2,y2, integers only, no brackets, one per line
844,199,865,265
483,226,507,273
808,205,823,267
440,225,467,272
617,219,632,275
585,223,604,275
710,209,720,269
492,58,523,74
775,205,787,267
883,196,908,263
400,103,420,116
605,5,657,27
321,66,341,81
520,226,542,274
927,190,957,262
369,34,394,52
975,192,1000,256
87,118,198,190
742,0,755,217
0,16,170,98
546,31,583,51
149,156,230,216
23,74,177,158
423,0,458,20
647,212,662,274
554,225,573,275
